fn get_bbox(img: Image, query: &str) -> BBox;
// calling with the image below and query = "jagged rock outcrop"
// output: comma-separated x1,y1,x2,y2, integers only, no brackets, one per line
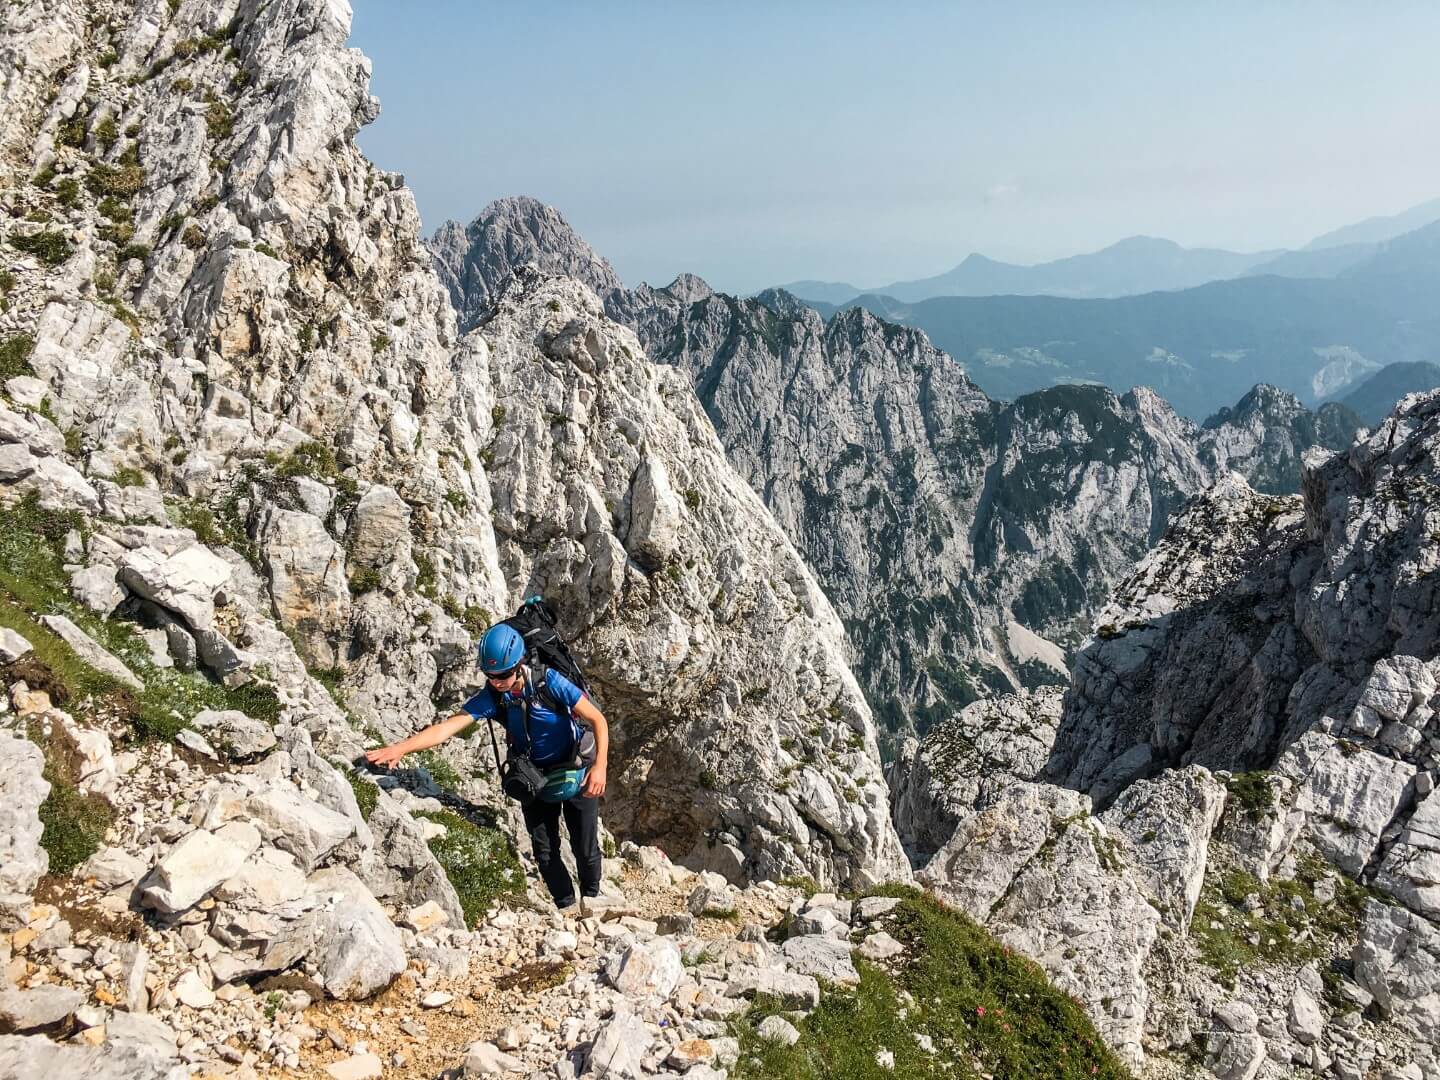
431,196,622,334
1049,391,1440,800
457,270,907,887
436,201,1361,743
888,687,1062,862
1199,383,1360,495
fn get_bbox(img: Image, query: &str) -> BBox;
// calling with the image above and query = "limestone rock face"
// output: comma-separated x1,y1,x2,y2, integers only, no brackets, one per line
1049,390,1440,800
888,687,1062,862
1097,765,1227,933
918,782,1159,1068
462,271,907,888
1353,899,1440,1077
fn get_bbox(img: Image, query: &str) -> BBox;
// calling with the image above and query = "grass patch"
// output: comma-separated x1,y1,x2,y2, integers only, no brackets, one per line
0,493,279,744
416,809,525,927
86,161,144,199
414,748,463,792
204,97,234,140
10,230,74,267
778,876,822,899
731,886,1128,1079
1190,856,1376,988
1,334,36,381
27,720,116,876
274,440,338,482
440,599,491,636
1226,771,1275,816
415,553,438,600
348,566,382,596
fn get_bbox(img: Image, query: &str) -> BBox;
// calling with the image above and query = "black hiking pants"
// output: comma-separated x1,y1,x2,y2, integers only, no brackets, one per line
521,792,602,908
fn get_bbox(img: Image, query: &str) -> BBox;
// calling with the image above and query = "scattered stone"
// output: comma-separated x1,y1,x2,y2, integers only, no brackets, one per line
403,901,449,933
0,984,82,1034
781,934,859,986
667,1039,715,1068
606,938,684,999
464,1039,525,1076
0,627,33,663
172,970,215,1010
856,896,900,920
78,845,146,888
324,1053,384,1080
585,1012,649,1079
726,966,821,1009
756,1014,801,1045
420,991,453,1009
141,821,262,913
0,732,49,894
858,931,904,961
174,729,217,760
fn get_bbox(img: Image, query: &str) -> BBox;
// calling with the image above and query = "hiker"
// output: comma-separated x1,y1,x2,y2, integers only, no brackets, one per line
364,619,610,912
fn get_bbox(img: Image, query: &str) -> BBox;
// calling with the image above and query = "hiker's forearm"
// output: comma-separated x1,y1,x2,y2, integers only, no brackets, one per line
394,713,472,754
575,698,609,765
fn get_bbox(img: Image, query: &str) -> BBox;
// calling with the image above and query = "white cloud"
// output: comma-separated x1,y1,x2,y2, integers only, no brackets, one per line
985,183,1020,203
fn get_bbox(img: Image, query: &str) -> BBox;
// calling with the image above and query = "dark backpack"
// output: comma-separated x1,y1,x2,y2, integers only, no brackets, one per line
501,596,593,712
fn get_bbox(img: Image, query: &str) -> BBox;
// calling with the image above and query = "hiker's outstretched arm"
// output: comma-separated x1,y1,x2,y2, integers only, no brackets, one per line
365,712,472,767
575,696,609,797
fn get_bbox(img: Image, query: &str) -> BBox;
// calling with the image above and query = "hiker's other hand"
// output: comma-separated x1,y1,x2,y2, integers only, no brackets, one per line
366,744,406,768
582,763,607,798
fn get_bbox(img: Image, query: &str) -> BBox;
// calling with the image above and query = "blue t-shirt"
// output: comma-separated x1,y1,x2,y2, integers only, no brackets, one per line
462,669,584,769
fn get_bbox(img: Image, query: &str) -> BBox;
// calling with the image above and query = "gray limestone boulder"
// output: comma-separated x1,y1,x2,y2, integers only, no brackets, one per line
140,821,262,914
304,867,407,999
191,708,278,761
0,732,49,894
0,1034,187,1080
0,984,82,1034
606,938,684,999
0,627,34,663
780,934,859,986
1352,900,1440,1076
1099,765,1227,932
583,1010,651,1080
39,613,142,689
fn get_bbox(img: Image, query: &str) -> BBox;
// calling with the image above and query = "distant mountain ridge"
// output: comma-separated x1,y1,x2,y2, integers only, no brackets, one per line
1335,361,1440,424
819,219,1440,419
778,197,1440,305
780,235,1279,304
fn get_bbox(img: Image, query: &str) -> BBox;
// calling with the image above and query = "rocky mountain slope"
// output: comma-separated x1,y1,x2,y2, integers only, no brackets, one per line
890,389,1440,1077
432,199,1360,743
0,0,973,1073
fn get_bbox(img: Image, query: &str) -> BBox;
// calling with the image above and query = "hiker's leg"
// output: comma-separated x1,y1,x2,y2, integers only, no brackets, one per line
562,793,603,898
522,799,577,907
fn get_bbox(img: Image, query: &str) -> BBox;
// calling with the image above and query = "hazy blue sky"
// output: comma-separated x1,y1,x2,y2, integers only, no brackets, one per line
348,2,1440,294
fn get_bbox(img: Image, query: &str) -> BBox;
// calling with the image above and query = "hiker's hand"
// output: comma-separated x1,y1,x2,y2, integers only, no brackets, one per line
365,744,407,769
582,763,607,798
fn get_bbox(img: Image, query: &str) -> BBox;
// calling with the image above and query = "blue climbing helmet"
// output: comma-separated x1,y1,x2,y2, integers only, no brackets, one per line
478,623,526,674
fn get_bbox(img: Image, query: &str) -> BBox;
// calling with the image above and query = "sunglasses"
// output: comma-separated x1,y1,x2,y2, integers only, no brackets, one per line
485,666,521,683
